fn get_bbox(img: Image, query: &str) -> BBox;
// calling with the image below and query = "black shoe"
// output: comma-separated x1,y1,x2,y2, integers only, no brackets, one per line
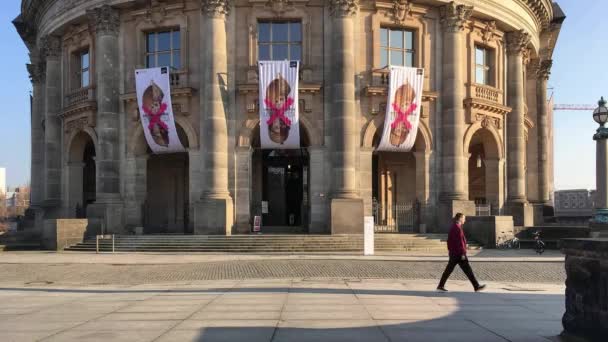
475,284,486,292
436,286,448,292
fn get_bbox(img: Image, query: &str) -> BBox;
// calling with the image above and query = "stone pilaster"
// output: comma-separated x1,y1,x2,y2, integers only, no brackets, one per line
536,59,552,205
329,0,363,234
27,60,46,208
195,0,234,235
85,5,123,233
40,35,62,215
505,30,533,226
235,147,252,234
309,146,328,233
437,2,474,231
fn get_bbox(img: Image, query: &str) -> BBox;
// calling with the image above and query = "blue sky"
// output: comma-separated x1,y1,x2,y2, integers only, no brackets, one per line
0,0,604,191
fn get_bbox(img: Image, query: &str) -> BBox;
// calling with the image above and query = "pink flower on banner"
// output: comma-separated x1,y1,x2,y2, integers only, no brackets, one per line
143,102,169,132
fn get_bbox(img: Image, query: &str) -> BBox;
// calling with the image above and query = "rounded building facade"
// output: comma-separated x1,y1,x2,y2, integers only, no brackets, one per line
15,0,564,235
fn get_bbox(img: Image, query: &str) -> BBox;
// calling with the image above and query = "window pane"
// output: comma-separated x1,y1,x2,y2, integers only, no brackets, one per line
272,23,289,42
147,33,155,52
380,49,388,67
476,66,486,84
81,52,89,69
146,55,155,68
380,28,388,47
389,29,403,49
157,52,171,67
157,31,171,51
172,30,181,49
258,23,270,42
172,51,181,69
82,70,89,87
405,31,414,50
476,47,485,65
390,50,403,66
259,44,270,60
290,22,301,42
273,44,288,60
405,52,414,67
290,45,301,61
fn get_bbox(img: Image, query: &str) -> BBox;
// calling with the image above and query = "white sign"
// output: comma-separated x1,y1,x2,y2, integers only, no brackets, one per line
261,201,268,214
377,66,425,152
258,60,300,149
364,216,374,256
135,67,185,154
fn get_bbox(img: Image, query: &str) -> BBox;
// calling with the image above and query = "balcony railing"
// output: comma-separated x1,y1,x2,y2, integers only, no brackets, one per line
472,84,502,103
169,70,189,88
65,86,95,108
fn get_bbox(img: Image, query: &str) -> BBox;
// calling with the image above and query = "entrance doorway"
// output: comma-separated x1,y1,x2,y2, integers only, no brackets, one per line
67,131,96,218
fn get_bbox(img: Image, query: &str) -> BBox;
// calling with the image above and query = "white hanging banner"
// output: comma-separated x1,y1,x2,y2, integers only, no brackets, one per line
377,66,425,152
258,60,300,149
135,67,185,154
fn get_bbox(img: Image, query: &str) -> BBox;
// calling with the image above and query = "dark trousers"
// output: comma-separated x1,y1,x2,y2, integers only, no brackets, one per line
438,255,480,289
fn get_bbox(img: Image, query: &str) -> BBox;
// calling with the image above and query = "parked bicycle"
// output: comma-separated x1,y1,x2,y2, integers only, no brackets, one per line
497,236,520,249
533,231,545,254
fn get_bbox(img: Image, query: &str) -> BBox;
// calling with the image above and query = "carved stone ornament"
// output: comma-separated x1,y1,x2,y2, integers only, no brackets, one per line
439,1,473,33
266,0,293,16
538,59,553,80
87,5,120,36
329,0,359,18
65,116,91,134
522,48,531,65
526,59,540,79
40,35,61,58
27,62,45,84
480,20,497,44
201,0,232,18
392,0,412,23
506,30,531,55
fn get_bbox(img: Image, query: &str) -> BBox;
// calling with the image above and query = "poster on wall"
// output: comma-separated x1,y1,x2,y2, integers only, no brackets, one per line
376,66,425,152
135,67,185,154
258,60,300,149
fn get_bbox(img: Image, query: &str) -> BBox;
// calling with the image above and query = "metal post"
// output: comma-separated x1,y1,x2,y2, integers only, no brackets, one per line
96,235,99,254
112,234,115,253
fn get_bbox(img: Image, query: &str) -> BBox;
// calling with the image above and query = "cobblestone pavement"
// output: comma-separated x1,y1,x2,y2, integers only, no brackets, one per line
0,260,565,286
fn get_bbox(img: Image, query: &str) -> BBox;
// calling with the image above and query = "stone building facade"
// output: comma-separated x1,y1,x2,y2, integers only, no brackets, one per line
15,0,564,235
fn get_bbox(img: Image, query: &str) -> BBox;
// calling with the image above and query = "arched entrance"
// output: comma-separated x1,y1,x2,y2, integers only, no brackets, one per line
139,125,190,234
371,131,426,233
67,130,96,218
466,127,503,214
251,123,311,233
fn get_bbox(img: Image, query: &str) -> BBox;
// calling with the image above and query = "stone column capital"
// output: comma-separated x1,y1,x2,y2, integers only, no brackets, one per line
87,5,120,36
538,59,553,80
201,0,232,18
40,35,61,59
439,1,473,33
526,58,540,79
328,0,359,18
506,30,531,55
27,62,46,84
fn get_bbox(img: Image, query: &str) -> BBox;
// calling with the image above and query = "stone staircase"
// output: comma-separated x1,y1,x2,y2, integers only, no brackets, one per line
0,230,42,251
64,234,482,254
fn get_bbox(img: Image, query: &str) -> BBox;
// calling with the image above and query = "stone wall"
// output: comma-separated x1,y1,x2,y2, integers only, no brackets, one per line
561,238,608,341
464,216,514,248
42,219,89,251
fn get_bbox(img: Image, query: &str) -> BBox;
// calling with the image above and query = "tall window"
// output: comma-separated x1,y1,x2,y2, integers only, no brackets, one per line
380,27,415,67
73,50,90,89
475,46,494,86
258,21,302,61
146,29,181,69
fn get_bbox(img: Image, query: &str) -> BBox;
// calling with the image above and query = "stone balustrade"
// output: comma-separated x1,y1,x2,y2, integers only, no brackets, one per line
64,85,95,108
473,84,502,103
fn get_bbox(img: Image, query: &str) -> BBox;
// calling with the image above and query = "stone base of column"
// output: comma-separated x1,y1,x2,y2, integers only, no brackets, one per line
193,197,234,235
330,198,363,234
234,222,251,234
505,202,533,227
437,200,475,233
86,196,124,235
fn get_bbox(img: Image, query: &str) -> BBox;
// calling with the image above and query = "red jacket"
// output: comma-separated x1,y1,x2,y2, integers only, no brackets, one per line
447,222,467,256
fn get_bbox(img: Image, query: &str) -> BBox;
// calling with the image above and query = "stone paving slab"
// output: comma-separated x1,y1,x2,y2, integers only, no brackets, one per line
0,279,571,342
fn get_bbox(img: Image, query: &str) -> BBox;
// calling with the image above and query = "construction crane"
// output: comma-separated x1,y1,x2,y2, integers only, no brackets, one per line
553,104,596,111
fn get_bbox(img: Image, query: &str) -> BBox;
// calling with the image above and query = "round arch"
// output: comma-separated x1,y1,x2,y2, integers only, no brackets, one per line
128,116,197,157
362,113,432,152
462,121,503,159
238,115,320,148
66,127,98,163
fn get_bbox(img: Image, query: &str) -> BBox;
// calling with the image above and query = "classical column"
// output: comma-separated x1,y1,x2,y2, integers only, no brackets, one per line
40,35,62,215
26,59,46,209
87,5,123,233
438,2,474,230
359,147,374,216
328,0,364,234
506,30,533,226
234,146,252,234
195,0,234,235
536,59,552,205
413,151,430,204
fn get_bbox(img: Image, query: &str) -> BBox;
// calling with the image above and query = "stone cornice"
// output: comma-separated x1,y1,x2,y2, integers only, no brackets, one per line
506,30,531,55
538,59,552,80
87,5,120,36
201,0,232,18
439,1,473,33
27,62,45,84
328,0,359,18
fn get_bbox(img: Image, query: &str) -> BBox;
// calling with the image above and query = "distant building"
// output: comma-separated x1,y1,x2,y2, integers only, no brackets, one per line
0,167,5,195
554,189,595,225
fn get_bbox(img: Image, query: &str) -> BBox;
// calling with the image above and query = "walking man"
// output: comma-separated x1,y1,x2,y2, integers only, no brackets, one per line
437,213,486,292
